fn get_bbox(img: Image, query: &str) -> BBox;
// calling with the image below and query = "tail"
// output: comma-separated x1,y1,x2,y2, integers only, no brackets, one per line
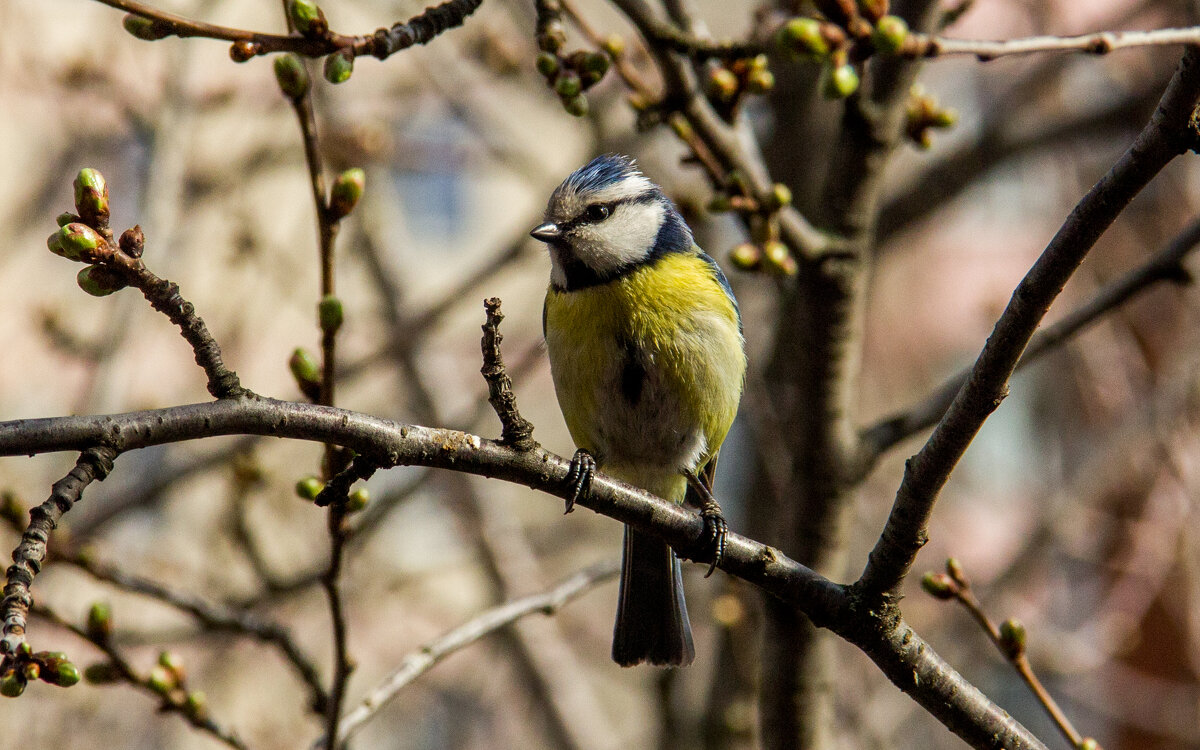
612,525,695,667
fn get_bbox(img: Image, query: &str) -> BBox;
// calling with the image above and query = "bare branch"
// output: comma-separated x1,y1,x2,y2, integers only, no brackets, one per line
332,560,620,746
910,25,1200,61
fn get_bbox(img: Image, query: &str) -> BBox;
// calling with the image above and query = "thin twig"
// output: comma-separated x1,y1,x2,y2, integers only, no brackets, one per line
908,25,1200,61
1,446,117,655
480,298,536,450
858,47,1200,598
332,560,620,745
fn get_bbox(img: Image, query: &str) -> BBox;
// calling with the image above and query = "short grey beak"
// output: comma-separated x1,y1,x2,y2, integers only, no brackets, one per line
530,222,561,242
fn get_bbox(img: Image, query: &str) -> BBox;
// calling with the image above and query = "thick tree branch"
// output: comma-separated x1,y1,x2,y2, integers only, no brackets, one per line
0,398,1044,748
858,47,1200,598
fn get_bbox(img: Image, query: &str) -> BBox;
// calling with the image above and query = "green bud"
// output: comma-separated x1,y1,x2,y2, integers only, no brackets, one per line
274,54,310,99
84,662,121,684
998,619,1026,658
185,691,209,721
347,487,369,512
288,0,326,36
945,557,967,585
820,61,860,99
86,601,113,642
123,14,169,41
728,243,761,272
158,651,186,683
705,67,739,102
50,223,103,262
329,168,365,220
554,71,581,98
318,295,343,333
56,212,79,227
581,52,610,77
324,49,354,84
769,183,792,210
42,660,80,687
745,68,775,95
535,51,559,78
871,15,909,55
931,107,958,128
562,94,589,117
296,476,324,501
148,664,174,694
73,168,110,226
289,348,321,399
1078,739,1099,750
0,672,26,698
22,663,39,682
761,241,796,276
778,18,829,59
920,571,956,599
77,266,120,297
601,35,625,58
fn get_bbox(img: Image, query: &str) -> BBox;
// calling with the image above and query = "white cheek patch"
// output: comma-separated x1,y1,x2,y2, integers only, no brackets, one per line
570,201,663,274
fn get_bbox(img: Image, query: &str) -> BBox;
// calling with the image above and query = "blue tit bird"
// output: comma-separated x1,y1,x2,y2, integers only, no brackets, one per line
531,154,746,667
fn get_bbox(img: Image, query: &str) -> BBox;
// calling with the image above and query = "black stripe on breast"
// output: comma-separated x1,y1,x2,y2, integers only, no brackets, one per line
619,338,646,405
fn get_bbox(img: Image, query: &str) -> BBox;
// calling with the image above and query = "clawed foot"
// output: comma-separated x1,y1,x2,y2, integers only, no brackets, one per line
686,472,728,577
564,449,596,514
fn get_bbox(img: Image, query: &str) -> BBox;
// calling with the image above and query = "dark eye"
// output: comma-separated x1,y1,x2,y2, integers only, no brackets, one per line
584,204,611,223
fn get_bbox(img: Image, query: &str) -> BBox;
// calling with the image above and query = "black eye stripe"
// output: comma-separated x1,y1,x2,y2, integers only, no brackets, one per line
559,190,659,232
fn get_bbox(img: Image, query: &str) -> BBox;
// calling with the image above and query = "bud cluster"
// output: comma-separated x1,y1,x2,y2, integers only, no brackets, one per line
905,87,957,149
703,55,775,121
45,168,142,297
1,645,82,699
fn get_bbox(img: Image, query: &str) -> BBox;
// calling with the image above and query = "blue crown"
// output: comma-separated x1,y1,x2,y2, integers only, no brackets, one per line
562,153,640,195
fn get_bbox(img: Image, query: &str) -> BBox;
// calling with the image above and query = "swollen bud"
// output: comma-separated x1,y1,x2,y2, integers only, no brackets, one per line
728,242,761,272
288,0,327,36
324,49,354,84
289,348,321,399
119,225,145,258
77,266,125,297
40,659,81,687
148,664,175,694
535,51,559,78
705,67,739,102
296,476,324,501
872,15,909,55
347,487,369,512
329,168,365,220
86,601,113,642
778,18,829,60
1078,739,1099,750
761,241,797,276
554,71,582,98
56,212,79,227
998,619,1026,658
0,672,26,698
229,40,261,63
274,53,311,99
745,68,775,95
601,35,625,58
821,61,860,99
920,571,956,599
49,223,102,262
318,295,344,333
123,14,170,41
73,168,110,227
562,94,589,117
769,183,793,210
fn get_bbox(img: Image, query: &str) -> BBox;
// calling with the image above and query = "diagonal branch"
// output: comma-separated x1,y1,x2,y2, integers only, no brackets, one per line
857,47,1200,598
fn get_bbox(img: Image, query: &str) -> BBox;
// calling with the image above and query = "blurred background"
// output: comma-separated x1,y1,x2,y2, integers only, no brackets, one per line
2,0,1200,748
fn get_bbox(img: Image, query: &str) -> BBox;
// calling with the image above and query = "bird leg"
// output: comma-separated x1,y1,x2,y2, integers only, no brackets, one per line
563,449,596,514
685,471,728,578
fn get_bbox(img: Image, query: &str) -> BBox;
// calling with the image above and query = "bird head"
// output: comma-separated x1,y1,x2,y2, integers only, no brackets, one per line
531,154,693,290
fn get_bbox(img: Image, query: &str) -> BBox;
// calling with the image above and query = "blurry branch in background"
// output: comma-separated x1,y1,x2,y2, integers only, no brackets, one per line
860,211,1200,463
921,560,1101,750
332,559,620,746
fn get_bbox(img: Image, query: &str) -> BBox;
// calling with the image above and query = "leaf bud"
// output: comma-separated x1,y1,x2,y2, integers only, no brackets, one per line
0,672,26,698
820,61,860,99
123,14,170,41
324,49,354,84
769,183,793,210
777,18,829,60
185,691,209,721
119,225,145,258
562,94,589,117
296,476,324,501
158,651,186,684
274,53,311,99
745,68,775,94
86,601,113,642
50,223,104,262
601,35,625,58
581,52,610,78
318,295,344,334
40,659,81,687
22,663,39,682
535,51,559,78
56,212,80,227
728,242,761,271
288,0,327,36
73,168,110,227
77,266,123,297
289,348,322,399
945,557,967,586
761,240,797,276
705,67,739,102
229,40,261,63
998,619,1026,659
871,15,909,55
147,664,175,694
554,70,581,98
346,487,369,512
920,571,956,599
329,168,365,220
537,21,566,53
1078,739,1099,750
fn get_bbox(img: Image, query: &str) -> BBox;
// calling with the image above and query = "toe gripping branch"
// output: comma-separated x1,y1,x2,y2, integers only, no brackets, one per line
564,449,596,514
686,472,728,578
